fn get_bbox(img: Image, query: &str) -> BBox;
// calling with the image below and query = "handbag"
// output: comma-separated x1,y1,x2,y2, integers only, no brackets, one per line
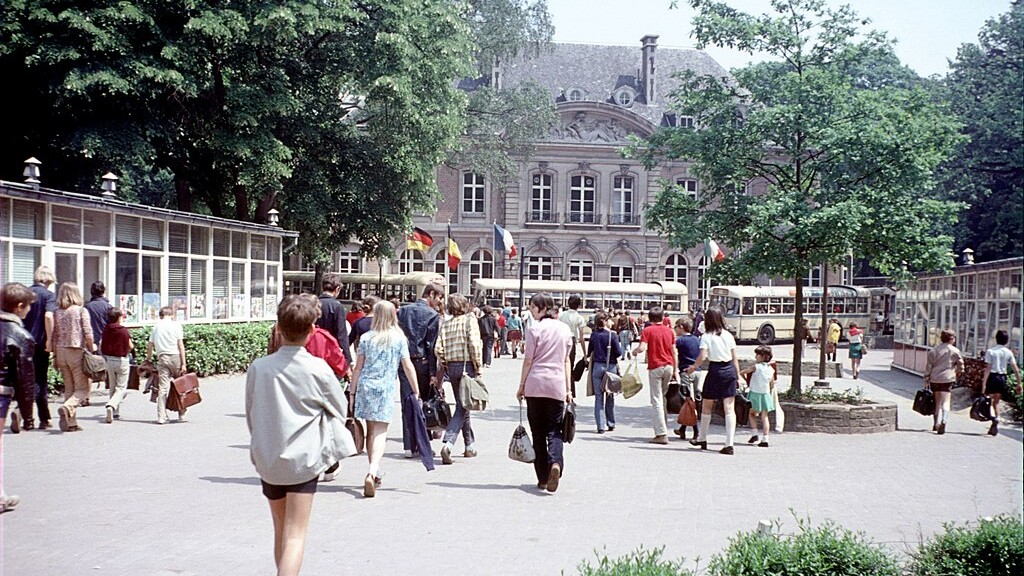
970,395,992,422
562,401,577,444
165,372,202,412
508,402,536,463
82,352,108,381
599,332,622,394
677,396,698,426
913,388,936,416
620,359,643,399
666,382,684,414
422,393,452,430
345,417,365,455
572,358,587,383
457,372,490,411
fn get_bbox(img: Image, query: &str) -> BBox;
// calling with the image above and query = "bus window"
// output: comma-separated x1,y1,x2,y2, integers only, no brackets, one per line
625,296,642,312
755,299,770,315
769,298,783,314
857,299,868,314
584,294,601,311
642,294,660,312
832,297,846,314
742,298,754,315
663,295,683,314
782,299,795,314
807,300,821,314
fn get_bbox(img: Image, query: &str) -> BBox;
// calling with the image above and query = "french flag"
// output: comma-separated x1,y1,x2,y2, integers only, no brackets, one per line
493,224,517,258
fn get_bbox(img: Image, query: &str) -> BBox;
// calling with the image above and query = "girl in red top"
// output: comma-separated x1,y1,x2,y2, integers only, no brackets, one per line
101,308,134,423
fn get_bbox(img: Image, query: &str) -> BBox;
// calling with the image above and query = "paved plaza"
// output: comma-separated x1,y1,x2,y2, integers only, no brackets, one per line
2,345,1021,575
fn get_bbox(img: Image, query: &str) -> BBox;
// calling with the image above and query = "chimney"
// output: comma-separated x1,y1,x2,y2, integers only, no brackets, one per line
640,35,658,104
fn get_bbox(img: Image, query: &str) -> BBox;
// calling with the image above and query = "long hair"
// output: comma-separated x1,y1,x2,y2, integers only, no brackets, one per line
529,293,557,321
57,282,83,309
703,307,725,334
366,300,404,349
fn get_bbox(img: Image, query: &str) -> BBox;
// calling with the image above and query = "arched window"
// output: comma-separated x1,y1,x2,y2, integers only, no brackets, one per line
664,253,688,283
397,249,424,274
469,249,494,288
433,251,458,295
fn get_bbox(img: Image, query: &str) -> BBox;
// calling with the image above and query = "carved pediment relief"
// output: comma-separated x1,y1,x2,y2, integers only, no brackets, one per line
547,111,637,143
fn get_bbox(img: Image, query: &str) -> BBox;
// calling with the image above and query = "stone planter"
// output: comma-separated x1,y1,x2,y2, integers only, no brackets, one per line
778,401,897,434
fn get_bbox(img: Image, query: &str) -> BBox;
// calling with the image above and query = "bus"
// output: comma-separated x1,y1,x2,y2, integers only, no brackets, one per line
709,285,872,344
472,278,688,316
283,271,445,304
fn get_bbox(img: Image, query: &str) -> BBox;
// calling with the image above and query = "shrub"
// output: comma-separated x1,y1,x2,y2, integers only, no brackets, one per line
782,386,868,405
1003,372,1022,422
129,321,273,377
571,546,695,576
707,517,900,576
907,515,1024,576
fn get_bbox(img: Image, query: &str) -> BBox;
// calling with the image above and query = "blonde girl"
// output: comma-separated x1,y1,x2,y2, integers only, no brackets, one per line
51,283,95,432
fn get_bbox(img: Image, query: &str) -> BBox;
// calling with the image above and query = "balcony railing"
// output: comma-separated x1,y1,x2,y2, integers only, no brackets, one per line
525,210,559,224
565,211,601,224
607,213,641,226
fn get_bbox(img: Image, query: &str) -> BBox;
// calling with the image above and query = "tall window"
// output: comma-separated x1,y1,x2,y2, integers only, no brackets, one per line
807,265,823,288
664,253,688,283
337,250,361,274
610,266,633,283
526,256,554,280
398,249,424,274
676,178,698,202
462,172,485,214
694,256,716,308
469,249,494,287
612,176,634,224
567,259,594,282
530,173,553,221
569,175,596,223
433,251,458,295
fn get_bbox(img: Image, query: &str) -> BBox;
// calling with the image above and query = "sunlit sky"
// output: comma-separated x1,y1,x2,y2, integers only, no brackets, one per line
548,0,1013,77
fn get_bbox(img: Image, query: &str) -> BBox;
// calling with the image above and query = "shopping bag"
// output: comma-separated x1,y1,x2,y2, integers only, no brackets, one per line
620,360,643,399
508,402,535,463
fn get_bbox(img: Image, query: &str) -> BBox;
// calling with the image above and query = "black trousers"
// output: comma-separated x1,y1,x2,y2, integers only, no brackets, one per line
526,397,565,483
19,348,47,425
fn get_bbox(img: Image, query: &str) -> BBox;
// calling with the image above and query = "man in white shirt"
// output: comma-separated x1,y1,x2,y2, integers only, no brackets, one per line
559,295,587,396
146,306,187,424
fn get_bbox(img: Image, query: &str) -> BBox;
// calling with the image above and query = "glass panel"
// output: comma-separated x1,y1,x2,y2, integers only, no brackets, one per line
116,216,140,248
115,252,139,297
168,223,189,253
50,205,82,244
168,256,188,317
141,220,163,251
231,232,248,259
142,255,161,294
11,200,45,240
267,237,280,261
250,235,266,260
213,229,230,257
190,259,207,319
0,198,8,237
191,226,209,256
231,262,246,318
10,244,41,284
82,210,111,246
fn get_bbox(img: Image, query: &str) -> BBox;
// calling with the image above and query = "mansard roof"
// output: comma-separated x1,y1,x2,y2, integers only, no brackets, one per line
502,41,730,125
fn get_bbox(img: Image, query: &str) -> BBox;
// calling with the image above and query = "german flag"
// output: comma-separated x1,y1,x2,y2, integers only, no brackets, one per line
406,227,434,252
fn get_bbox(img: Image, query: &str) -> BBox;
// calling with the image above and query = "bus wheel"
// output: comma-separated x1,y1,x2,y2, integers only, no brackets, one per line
757,325,775,345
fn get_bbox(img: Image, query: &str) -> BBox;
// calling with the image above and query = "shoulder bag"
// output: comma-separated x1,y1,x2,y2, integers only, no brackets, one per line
508,401,536,463
913,388,935,416
562,401,577,443
600,332,623,394
458,372,490,411
79,308,107,381
422,389,452,430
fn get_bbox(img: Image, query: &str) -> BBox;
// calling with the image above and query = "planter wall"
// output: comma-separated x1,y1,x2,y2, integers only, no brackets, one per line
779,401,897,434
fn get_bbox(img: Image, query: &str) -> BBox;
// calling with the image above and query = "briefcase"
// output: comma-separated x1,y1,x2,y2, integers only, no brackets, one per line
912,389,935,416
165,372,202,413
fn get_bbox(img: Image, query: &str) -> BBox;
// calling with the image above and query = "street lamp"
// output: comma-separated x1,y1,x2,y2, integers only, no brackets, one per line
23,157,41,188
267,208,280,227
101,172,118,198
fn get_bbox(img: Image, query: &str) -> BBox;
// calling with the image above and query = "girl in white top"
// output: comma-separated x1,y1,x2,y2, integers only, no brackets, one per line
981,329,1022,436
741,345,775,447
684,308,742,455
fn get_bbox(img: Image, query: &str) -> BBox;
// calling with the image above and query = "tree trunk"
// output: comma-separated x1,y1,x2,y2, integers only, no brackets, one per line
819,265,829,380
792,274,804,394
233,183,250,221
313,261,325,296
254,189,278,224
174,177,192,212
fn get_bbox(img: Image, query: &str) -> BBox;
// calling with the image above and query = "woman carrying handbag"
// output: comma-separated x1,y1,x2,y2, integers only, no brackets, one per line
586,312,622,434
434,294,484,464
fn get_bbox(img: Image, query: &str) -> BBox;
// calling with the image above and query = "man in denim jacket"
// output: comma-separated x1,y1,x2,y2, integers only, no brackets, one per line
396,283,445,456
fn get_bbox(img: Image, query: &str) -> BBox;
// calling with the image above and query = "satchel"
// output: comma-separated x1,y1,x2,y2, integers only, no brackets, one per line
345,417,365,455
508,402,536,463
913,388,935,416
457,373,490,411
600,335,622,394
678,397,698,426
82,352,108,381
666,382,684,414
571,358,587,383
970,395,992,422
422,393,452,430
166,372,202,412
562,402,577,444
620,359,643,399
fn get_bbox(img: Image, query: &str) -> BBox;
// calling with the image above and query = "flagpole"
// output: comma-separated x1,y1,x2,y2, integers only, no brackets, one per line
518,242,525,314
447,220,452,294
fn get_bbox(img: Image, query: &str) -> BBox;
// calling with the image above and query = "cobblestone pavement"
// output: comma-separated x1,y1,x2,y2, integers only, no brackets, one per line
2,345,1020,575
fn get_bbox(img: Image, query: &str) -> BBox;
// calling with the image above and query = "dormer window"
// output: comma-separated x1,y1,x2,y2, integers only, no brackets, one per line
567,88,584,102
614,87,636,108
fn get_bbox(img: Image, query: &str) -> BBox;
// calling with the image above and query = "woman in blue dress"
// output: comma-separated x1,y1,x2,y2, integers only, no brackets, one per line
351,300,420,497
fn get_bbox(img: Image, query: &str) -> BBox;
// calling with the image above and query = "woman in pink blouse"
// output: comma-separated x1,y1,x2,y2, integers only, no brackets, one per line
51,283,95,432
516,293,573,493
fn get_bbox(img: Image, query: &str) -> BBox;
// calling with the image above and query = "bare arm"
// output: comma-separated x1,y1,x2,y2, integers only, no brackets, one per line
731,348,742,385
350,353,366,399
686,349,707,374
981,363,991,395
564,354,573,402
44,311,54,353
177,339,187,375
517,357,532,401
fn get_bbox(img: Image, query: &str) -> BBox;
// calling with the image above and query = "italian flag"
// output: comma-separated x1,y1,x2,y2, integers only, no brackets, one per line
704,238,726,262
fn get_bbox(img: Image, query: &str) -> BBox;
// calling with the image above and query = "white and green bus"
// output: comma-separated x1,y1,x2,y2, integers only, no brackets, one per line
472,278,688,316
709,285,872,344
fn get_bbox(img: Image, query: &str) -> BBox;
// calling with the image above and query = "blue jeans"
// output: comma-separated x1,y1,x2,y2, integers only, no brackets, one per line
443,362,476,447
591,362,617,431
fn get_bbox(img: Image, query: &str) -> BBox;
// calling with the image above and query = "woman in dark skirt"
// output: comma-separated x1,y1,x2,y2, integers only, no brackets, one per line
684,308,742,455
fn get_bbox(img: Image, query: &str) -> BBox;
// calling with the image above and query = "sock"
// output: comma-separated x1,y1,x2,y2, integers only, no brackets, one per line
699,413,711,442
368,463,379,477
725,413,736,447
939,409,947,424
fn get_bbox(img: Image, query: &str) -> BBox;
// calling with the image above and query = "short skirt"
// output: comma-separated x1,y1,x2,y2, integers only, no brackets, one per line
985,373,1008,396
702,361,738,400
929,381,953,393
849,343,864,359
507,329,523,341
748,391,774,412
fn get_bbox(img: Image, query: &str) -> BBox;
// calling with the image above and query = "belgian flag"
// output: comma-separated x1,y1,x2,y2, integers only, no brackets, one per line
407,227,434,252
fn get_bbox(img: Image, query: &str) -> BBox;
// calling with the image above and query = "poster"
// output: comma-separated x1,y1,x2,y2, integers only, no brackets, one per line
213,297,228,320
250,297,263,320
118,295,138,323
263,297,276,319
142,293,161,321
191,294,207,319
232,294,247,319
172,296,187,321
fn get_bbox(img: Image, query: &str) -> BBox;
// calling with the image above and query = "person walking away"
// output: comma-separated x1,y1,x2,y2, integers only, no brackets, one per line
349,295,380,353
351,300,421,496
558,295,587,397
101,309,134,423
741,345,776,447
434,294,483,464
923,329,964,435
847,323,865,378
82,281,112,402
397,283,445,456
506,309,524,358
674,318,702,440
52,283,95,432
18,266,56,431
478,305,498,367
517,293,573,493
684,308,742,455
633,306,679,445
316,273,354,370
496,311,508,357
587,312,621,434
146,306,187,424
1,282,38,511
246,294,356,576
616,316,634,360
981,330,1021,436
346,300,365,332
826,319,840,363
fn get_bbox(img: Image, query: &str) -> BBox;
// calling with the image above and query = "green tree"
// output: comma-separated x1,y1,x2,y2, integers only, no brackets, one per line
632,0,963,389
938,0,1023,262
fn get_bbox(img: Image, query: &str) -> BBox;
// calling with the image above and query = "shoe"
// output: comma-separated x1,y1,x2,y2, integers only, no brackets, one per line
597,429,605,434
674,427,685,438
648,435,669,445
57,406,70,432
932,423,937,431
720,446,735,455
937,422,946,435
363,474,376,497
536,482,546,490
464,445,478,458
692,440,707,450
113,414,120,420
404,450,415,459
431,430,443,440
758,440,769,448
988,421,998,436
105,406,114,424
23,420,35,430
39,421,51,430
607,425,615,432
157,419,167,425
322,471,336,482
10,412,21,434
440,444,453,465
546,464,561,493
81,398,90,407
68,424,83,431
748,435,759,444
0,494,20,513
